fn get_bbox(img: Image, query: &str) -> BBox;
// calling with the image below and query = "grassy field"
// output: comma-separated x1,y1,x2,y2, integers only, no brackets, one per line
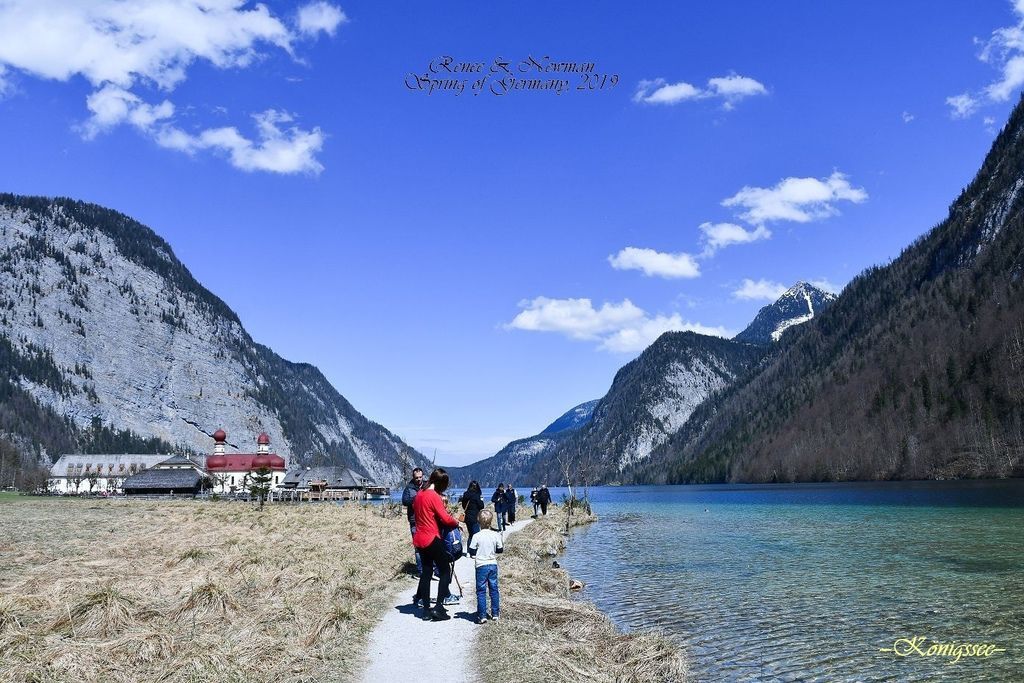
482,505,688,683
0,496,412,683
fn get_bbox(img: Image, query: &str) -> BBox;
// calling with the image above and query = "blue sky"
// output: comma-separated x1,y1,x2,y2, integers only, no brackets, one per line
0,1,1019,464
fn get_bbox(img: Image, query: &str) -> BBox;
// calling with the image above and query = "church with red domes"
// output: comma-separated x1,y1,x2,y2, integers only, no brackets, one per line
205,429,288,494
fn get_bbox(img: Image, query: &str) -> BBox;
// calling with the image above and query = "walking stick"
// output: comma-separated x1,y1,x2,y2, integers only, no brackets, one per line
452,561,463,598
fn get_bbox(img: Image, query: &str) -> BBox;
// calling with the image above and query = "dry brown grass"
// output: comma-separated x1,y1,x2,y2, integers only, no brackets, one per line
0,496,413,683
480,504,688,683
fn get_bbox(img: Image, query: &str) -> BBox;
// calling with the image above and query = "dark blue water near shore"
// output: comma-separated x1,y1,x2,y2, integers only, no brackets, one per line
549,480,1024,682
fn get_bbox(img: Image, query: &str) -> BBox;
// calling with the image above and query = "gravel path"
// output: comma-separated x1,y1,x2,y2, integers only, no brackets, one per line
360,517,534,683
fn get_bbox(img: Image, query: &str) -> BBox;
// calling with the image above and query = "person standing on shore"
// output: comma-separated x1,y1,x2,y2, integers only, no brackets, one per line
491,484,507,531
530,487,540,517
537,484,551,516
468,508,503,624
412,468,460,621
460,481,484,546
401,467,424,576
504,484,517,525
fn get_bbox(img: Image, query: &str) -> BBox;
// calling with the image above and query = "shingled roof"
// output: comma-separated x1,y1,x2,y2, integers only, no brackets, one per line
282,467,372,489
156,454,206,468
122,468,204,492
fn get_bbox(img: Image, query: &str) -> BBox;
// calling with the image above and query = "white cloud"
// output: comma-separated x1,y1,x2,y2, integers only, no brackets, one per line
297,2,348,37
902,111,915,123
733,278,787,301
608,247,700,279
0,0,343,173
706,74,767,110
634,73,767,108
949,3,1024,117
632,78,702,105
507,297,728,353
809,278,842,295
507,297,646,340
721,171,868,226
599,315,730,353
156,109,325,174
946,93,980,119
699,221,771,255
81,84,175,139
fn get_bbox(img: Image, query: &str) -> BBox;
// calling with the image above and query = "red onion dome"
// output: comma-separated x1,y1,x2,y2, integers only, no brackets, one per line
268,455,286,469
213,429,227,443
252,455,272,469
257,432,271,445
206,455,226,469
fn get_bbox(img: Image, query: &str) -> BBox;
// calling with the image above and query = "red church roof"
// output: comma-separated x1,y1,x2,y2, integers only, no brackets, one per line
206,454,286,471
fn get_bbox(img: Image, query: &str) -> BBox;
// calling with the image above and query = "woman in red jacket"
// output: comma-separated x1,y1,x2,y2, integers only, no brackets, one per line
412,467,460,621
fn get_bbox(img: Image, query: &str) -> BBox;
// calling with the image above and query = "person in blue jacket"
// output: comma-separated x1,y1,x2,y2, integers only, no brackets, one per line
491,483,507,531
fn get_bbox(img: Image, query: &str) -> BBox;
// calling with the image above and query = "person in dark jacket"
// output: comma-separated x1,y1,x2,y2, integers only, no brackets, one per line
530,487,540,517
460,481,484,545
412,468,460,621
504,484,517,524
537,484,551,515
401,468,424,576
491,484,507,531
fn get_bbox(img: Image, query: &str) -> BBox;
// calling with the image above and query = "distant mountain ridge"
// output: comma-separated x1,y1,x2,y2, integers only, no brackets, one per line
457,280,841,486
541,399,598,434
0,194,429,483
447,400,597,486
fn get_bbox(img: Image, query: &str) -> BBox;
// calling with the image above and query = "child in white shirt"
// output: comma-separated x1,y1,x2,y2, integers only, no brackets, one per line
468,508,503,624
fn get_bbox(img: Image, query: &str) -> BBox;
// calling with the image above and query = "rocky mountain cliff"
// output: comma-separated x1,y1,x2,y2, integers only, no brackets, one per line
456,281,842,486
735,282,836,345
0,194,428,484
633,96,1024,483
457,331,766,485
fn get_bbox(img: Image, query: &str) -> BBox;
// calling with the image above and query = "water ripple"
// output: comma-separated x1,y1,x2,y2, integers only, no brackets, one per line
560,488,1024,682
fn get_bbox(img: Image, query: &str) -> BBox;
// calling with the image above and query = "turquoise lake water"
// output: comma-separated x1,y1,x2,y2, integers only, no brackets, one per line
546,481,1024,682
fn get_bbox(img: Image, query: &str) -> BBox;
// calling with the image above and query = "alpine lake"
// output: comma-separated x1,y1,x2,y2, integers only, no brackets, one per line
540,480,1024,682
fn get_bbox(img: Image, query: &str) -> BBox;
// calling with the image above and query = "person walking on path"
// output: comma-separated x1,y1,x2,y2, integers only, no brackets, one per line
412,468,460,621
459,481,484,546
402,467,425,576
530,487,540,517
537,484,551,516
468,509,503,624
504,484,517,525
491,484,507,531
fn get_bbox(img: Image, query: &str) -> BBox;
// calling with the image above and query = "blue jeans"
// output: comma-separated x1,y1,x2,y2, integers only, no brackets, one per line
410,523,422,576
475,564,500,619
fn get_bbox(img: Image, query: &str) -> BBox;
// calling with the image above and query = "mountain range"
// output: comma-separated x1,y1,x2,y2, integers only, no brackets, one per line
450,282,835,486
460,95,1024,486
7,93,1024,490
0,194,430,484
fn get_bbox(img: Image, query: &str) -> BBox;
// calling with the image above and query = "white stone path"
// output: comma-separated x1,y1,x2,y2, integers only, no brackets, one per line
360,517,533,683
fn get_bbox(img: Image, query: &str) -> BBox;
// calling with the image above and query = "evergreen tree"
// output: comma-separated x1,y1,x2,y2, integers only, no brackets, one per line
247,466,272,510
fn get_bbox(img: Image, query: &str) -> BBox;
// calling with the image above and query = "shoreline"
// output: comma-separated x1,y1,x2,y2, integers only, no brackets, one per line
1,496,687,682
478,503,687,683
